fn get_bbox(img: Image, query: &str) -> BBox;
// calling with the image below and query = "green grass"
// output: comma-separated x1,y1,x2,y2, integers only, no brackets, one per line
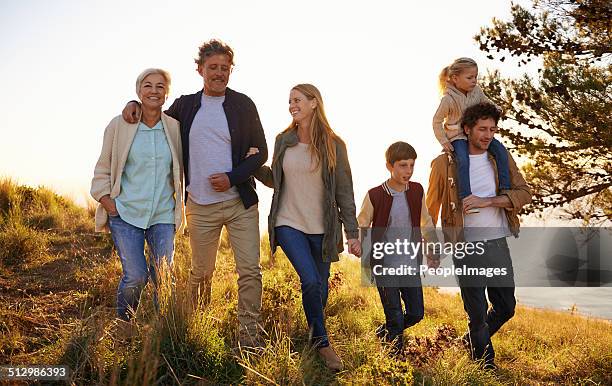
1,178,611,385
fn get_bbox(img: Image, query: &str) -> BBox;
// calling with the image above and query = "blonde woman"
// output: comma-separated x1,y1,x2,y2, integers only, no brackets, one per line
255,84,361,371
91,68,183,323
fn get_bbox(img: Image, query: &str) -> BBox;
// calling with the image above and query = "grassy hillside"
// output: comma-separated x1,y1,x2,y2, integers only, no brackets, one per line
1,179,610,385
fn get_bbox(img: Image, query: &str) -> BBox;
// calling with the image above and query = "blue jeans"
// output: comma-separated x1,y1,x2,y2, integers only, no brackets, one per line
455,238,516,366
377,285,424,348
275,226,330,347
454,138,511,200
108,215,175,321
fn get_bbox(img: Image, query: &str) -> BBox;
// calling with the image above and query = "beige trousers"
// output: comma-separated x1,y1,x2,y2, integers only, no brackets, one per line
186,197,262,336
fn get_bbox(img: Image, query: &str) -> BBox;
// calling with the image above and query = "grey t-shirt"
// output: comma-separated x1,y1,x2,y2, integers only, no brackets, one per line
187,94,239,205
384,186,417,263
387,186,412,241
378,186,419,286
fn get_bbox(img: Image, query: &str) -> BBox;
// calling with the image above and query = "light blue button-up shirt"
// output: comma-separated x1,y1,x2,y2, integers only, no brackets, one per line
115,120,175,229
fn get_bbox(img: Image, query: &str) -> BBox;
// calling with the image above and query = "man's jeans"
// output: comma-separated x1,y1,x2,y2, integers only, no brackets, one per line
108,215,175,321
456,237,516,366
275,225,330,348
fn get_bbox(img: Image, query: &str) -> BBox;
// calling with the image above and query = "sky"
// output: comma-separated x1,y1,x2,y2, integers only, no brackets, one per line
0,0,539,227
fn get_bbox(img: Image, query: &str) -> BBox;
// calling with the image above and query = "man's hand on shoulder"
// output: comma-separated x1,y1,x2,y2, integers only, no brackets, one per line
122,101,141,124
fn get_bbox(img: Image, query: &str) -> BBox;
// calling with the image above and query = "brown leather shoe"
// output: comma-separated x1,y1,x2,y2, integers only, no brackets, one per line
318,345,344,371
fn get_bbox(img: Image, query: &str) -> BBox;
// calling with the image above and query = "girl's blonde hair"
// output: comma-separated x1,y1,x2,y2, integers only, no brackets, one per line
283,84,340,172
438,57,478,94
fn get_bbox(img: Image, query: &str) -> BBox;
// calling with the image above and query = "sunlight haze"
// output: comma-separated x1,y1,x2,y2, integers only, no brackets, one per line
0,0,534,225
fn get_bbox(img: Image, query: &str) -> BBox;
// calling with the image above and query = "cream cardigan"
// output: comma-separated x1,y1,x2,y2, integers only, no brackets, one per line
90,113,184,233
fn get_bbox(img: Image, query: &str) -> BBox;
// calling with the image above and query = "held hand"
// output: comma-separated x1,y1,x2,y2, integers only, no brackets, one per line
462,194,491,214
245,147,259,158
209,173,231,192
442,142,454,153
122,101,141,124
347,238,362,257
99,195,118,216
426,255,440,269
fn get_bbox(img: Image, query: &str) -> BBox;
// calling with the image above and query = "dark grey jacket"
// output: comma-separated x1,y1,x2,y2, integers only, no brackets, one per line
255,130,359,262
166,88,268,209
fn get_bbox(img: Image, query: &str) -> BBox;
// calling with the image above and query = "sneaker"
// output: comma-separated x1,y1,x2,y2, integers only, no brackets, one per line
458,332,470,349
483,361,498,371
318,345,344,371
375,324,403,356
375,323,387,341
387,335,403,357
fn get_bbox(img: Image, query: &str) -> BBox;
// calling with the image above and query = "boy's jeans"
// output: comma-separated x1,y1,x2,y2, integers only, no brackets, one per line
376,284,424,348
108,215,175,321
275,225,330,348
453,138,511,200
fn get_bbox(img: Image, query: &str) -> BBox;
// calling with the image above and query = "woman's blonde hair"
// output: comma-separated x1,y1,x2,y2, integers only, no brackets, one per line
135,68,172,97
283,84,340,172
438,57,478,94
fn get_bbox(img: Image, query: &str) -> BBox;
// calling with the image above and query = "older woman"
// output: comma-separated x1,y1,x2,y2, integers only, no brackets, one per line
91,68,183,323
255,84,361,371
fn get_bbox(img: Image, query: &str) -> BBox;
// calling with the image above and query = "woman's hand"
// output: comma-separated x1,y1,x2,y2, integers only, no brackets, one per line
426,254,441,269
99,195,118,216
245,147,259,158
347,238,362,257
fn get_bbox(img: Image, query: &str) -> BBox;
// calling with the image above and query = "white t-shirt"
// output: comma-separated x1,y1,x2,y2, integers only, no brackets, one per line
463,152,511,241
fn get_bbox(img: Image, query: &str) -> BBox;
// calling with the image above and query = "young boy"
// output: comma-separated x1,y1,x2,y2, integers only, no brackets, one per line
358,141,439,354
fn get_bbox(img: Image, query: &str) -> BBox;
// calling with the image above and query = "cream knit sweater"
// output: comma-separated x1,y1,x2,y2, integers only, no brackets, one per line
432,84,491,145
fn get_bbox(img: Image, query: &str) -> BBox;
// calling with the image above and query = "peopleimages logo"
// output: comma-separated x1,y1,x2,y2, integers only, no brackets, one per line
371,240,486,260
371,264,508,278
361,227,612,287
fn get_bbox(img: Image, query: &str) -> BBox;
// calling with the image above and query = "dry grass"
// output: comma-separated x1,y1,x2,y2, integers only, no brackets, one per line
1,179,611,385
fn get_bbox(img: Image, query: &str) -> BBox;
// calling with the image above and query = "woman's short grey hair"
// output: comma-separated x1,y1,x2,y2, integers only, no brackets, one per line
135,68,171,96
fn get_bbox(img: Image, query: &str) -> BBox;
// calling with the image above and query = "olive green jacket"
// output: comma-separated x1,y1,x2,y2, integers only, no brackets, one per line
254,130,359,262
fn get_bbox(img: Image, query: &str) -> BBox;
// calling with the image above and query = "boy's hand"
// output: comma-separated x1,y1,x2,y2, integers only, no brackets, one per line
442,142,454,153
347,238,361,257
